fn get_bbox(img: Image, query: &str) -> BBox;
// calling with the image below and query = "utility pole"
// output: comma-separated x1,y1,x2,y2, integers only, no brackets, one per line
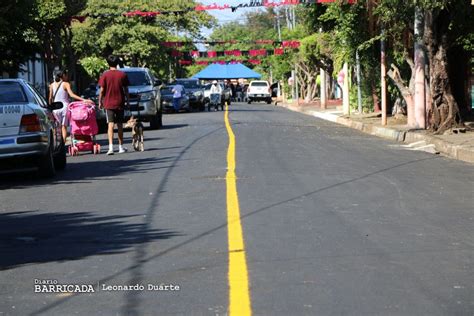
291,69,296,101
381,28,387,125
290,6,296,30
320,28,327,110
343,62,350,115
320,68,327,110
276,10,282,41
292,6,298,103
356,50,362,114
413,6,426,129
295,63,299,105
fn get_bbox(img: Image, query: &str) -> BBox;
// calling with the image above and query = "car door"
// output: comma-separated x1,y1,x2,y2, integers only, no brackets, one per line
146,71,159,113
25,83,60,148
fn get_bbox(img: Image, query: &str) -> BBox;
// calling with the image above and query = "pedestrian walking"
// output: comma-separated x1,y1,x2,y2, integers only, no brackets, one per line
98,55,130,155
235,83,243,102
229,81,236,102
48,68,91,142
172,83,184,112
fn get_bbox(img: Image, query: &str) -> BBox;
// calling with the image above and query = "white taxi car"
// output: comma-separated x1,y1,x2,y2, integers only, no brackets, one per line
0,79,66,177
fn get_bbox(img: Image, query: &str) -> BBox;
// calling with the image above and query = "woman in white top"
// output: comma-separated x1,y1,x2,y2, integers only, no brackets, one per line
48,69,91,141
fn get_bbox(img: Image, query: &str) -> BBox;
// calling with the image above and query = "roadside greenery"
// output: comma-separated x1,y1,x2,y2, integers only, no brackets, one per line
207,2,472,133
1,0,215,87
1,1,472,133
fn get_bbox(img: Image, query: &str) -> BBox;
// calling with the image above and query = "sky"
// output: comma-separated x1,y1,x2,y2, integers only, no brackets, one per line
199,0,265,37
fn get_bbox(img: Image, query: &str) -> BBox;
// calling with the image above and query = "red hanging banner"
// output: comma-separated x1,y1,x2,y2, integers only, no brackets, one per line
249,49,267,56
282,40,300,48
274,48,284,55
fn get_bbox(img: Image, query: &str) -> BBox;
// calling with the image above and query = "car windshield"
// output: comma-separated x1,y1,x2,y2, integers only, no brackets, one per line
0,82,27,103
251,82,268,87
160,87,174,95
176,81,200,89
125,71,151,86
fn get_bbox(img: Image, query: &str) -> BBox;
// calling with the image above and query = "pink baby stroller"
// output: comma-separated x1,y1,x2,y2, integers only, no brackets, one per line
67,101,101,156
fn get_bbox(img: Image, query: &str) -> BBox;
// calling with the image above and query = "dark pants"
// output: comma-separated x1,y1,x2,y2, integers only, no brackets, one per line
173,97,181,111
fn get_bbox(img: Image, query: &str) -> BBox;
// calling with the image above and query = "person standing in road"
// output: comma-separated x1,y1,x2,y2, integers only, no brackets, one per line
48,69,91,142
172,83,184,112
98,55,130,155
210,80,222,94
229,81,236,102
235,83,243,102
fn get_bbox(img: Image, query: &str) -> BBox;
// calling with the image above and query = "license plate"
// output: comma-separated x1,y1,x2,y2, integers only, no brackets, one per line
0,138,15,145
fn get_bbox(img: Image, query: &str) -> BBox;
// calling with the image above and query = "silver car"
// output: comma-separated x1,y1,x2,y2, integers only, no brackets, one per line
0,79,66,177
96,67,163,129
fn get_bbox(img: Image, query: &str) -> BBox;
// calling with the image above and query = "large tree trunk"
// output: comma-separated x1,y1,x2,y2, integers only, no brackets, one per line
297,62,319,103
424,8,462,134
387,56,416,125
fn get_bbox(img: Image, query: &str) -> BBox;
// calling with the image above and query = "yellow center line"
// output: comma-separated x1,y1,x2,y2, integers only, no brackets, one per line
224,103,252,316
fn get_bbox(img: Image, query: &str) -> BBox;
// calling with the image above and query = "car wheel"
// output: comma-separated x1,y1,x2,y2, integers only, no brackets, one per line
157,111,163,128
150,111,162,129
248,99,252,104
53,140,67,171
38,142,56,178
266,98,272,104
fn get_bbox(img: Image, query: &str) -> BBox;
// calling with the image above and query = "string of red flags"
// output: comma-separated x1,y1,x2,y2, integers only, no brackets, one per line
178,60,264,66
170,47,292,59
161,40,300,48
70,0,356,23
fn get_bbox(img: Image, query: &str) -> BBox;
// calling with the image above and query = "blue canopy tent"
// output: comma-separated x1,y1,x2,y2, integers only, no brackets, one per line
192,63,262,80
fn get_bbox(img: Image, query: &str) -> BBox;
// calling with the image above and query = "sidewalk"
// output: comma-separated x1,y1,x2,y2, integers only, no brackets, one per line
279,100,474,164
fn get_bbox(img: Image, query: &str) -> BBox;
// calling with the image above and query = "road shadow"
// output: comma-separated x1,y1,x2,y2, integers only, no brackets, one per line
229,109,273,112
159,124,189,130
0,211,181,271
0,156,176,190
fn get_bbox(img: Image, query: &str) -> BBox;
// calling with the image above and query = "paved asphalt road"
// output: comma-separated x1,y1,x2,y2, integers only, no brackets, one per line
0,102,473,316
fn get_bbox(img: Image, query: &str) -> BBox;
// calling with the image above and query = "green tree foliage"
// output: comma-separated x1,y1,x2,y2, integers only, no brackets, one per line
304,0,473,128
0,1,37,75
207,8,297,81
72,0,216,80
79,56,108,79
33,0,87,87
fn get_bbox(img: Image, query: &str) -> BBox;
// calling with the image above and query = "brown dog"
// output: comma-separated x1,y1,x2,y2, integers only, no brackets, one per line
124,116,144,151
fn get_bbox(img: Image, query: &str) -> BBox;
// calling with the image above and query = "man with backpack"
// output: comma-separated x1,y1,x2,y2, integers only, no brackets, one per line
98,55,130,155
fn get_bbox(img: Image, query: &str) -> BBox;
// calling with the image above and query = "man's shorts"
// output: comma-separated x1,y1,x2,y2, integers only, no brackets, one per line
106,109,124,124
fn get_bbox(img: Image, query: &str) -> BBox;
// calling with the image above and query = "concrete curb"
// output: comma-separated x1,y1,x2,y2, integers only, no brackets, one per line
282,103,474,164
